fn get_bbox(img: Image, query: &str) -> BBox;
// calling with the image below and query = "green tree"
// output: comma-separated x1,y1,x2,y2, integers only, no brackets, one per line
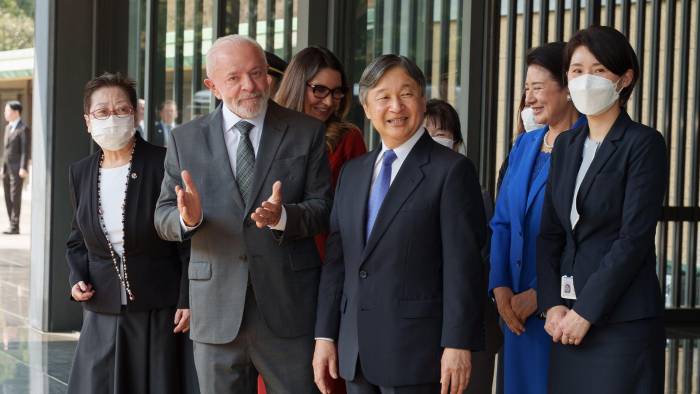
0,8,33,50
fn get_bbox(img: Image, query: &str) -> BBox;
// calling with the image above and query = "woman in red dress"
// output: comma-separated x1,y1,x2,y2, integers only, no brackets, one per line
256,46,366,394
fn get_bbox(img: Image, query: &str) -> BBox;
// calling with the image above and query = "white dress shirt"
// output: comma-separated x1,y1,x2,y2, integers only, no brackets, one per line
371,127,425,189
180,103,287,231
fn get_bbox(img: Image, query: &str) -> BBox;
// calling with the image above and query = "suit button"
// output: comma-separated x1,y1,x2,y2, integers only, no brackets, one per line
245,218,253,228
239,254,247,262
516,260,522,266
518,231,523,237
359,270,368,279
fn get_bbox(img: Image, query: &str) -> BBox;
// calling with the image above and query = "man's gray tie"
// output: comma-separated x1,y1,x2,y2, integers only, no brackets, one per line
235,120,255,205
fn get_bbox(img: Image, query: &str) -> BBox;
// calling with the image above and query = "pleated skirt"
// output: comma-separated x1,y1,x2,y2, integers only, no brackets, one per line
67,307,199,394
548,317,665,394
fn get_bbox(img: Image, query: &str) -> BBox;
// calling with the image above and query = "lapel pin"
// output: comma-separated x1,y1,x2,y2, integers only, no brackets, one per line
131,172,138,179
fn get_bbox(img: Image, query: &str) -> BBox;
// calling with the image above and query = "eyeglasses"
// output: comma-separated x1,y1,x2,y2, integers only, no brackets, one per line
89,107,134,120
306,83,348,100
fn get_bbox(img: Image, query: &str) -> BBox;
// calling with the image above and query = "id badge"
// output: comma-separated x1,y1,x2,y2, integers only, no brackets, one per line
561,275,577,300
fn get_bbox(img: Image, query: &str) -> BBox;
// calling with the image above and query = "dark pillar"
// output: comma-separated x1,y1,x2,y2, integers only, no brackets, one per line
31,0,129,332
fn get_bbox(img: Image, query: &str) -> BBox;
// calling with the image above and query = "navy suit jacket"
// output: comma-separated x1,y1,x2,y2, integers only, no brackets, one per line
315,131,486,387
537,111,667,324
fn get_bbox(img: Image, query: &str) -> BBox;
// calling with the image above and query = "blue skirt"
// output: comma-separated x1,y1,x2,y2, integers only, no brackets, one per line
502,315,551,394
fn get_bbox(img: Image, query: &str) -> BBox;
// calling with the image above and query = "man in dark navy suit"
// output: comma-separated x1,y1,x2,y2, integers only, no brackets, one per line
2,101,30,234
313,55,486,394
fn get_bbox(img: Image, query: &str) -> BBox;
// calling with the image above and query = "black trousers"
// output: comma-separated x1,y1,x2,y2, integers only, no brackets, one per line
2,165,23,230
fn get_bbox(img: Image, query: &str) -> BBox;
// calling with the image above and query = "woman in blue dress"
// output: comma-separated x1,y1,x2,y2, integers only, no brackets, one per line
489,42,584,394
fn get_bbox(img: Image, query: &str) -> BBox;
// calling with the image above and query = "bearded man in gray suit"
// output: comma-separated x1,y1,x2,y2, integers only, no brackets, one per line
155,35,331,394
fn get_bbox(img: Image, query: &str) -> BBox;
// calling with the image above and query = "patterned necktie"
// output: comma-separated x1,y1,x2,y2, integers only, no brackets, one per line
235,120,255,205
366,150,397,241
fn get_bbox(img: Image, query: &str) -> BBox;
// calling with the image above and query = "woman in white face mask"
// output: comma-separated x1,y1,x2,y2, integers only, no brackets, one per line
489,42,585,394
66,73,196,393
538,26,667,394
424,99,465,154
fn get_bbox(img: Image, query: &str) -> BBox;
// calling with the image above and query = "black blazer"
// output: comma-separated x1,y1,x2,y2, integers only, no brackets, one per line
315,132,486,387
66,135,189,314
3,119,31,173
537,111,667,324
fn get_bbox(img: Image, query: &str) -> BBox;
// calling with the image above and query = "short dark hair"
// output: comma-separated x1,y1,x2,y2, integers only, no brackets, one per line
5,100,22,114
526,42,567,87
359,55,426,105
425,99,463,145
565,26,639,105
83,72,138,114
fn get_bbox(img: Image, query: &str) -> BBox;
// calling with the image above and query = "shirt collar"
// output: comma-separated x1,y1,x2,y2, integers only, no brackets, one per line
377,127,425,164
222,101,268,134
8,118,20,129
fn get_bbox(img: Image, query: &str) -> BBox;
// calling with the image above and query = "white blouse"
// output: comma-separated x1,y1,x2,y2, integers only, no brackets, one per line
99,163,129,304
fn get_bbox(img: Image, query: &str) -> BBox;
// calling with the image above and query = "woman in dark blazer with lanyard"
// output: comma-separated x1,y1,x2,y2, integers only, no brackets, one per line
537,26,666,394
66,72,192,393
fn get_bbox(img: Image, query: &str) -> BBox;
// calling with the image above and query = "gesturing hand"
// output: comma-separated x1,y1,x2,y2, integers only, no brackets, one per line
440,348,472,394
312,340,338,394
175,170,202,227
71,281,95,301
251,181,282,228
493,287,525,335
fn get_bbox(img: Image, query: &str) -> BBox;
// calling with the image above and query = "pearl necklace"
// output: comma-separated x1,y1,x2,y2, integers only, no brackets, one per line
542,131,554,152
96,142,136,301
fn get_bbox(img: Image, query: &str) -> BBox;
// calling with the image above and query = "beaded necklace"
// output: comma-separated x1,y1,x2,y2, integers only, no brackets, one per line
96,141,136,301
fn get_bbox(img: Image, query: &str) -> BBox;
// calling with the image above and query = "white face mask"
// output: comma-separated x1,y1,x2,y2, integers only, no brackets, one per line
432,136,454,149
520,107,545,132
90,115,136,151
568,74,622,116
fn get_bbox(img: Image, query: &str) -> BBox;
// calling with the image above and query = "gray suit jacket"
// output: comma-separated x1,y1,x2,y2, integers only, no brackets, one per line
155,101,332,344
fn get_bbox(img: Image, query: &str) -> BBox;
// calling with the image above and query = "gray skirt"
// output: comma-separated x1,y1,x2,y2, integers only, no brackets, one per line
67,307,199,394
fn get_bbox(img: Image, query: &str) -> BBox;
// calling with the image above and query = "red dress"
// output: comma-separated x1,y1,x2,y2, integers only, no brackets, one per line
258,126,366,394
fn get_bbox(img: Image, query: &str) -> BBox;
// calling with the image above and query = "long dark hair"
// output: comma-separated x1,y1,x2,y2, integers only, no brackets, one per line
275,47,354,151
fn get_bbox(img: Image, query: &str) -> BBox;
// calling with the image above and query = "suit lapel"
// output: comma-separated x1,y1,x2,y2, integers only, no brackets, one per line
525,154,550,215
361,133,429,262
246,101,287,214
574,112,629,214
518,128,546,219
123,136,145,251
88,153,110,247
561,127,587,232
201,105,246,213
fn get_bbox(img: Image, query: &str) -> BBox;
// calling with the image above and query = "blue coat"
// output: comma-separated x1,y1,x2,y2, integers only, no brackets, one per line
488,118,585,394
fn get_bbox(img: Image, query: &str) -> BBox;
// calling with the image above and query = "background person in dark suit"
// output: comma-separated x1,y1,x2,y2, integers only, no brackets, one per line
2,100,30,234
152,99,178,147
66,73,192,394
313,54,486,394
155,35,331,393
537,26,666,394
